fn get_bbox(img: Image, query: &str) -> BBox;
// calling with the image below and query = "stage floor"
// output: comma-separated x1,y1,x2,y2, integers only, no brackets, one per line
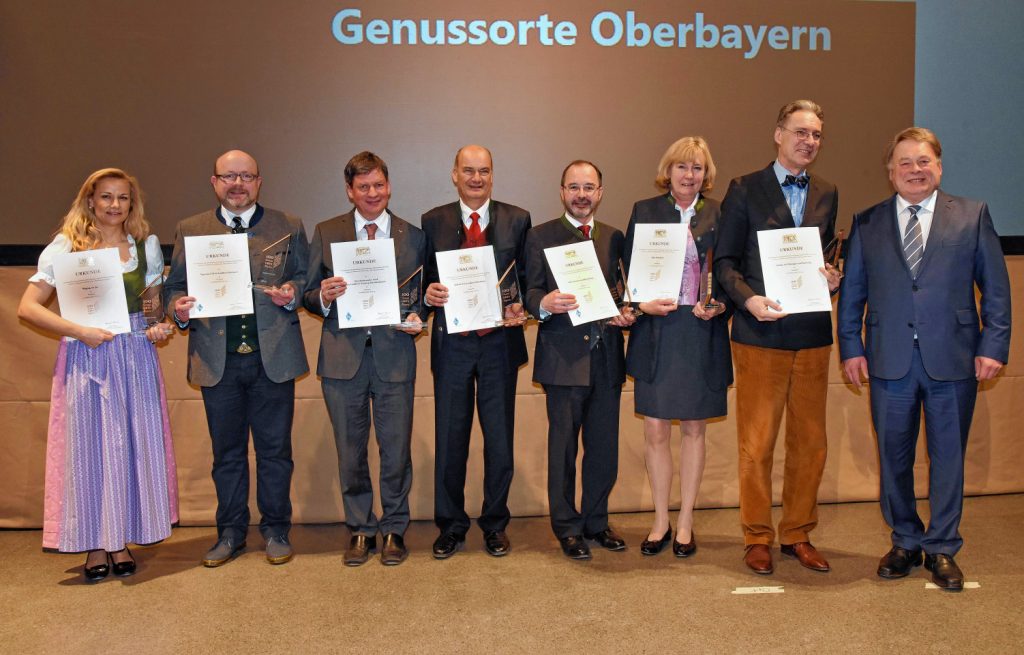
2,495,1022,654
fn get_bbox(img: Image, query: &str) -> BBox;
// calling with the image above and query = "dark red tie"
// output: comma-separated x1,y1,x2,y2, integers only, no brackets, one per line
465,212,486,247
579,224,591,239
365,223,377,240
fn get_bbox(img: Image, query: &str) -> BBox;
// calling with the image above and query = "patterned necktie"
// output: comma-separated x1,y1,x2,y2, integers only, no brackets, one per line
782,174,809,189
365,222,377,240
579,224,591,239
465,212,487,247
903,205,923,278
230,216,244,234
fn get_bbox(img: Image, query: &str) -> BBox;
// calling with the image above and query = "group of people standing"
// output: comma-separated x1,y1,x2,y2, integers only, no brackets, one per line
20,99,1009,594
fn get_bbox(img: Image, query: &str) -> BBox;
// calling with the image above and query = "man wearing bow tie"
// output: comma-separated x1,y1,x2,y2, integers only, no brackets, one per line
714,101,843,575
166,149,309,568
837,128,1010,591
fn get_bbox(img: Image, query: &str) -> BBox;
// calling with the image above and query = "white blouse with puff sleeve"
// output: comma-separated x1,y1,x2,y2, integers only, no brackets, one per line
30,234,164,287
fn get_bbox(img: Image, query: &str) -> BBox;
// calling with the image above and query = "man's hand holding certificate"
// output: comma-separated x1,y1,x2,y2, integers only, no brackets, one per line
184,233,254,318
435,245,502,334
330,239,401,328
543,240,620,326
756,226,832,315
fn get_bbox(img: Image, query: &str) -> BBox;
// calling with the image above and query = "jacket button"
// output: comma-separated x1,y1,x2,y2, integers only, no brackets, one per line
907,322,914,328
583,335,590,341
912,285,919,291
217,329,225,336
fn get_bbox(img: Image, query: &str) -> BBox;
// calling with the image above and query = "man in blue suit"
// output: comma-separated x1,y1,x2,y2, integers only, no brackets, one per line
837,127,1011,591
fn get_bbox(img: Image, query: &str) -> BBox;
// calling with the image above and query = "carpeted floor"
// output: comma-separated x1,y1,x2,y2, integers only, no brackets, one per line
1,495,1022,654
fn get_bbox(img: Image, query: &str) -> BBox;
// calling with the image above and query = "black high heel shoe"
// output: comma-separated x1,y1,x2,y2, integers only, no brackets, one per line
111,547,137,577
673,532,697,558
83,550,110,582
640,528,672,556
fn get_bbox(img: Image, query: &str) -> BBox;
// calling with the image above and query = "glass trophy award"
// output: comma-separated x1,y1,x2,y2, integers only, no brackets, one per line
602,258,634,325
699,247,721,310
494,259,530,326
823,229,846,271
253,234,291,291
133,276,167,335
392,264,426,332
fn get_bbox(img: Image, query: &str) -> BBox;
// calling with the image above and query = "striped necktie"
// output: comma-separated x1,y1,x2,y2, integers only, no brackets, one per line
903,204,923,278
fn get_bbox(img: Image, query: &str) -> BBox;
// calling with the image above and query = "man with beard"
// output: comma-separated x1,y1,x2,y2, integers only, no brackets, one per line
524,160,635,560
166,149,309,567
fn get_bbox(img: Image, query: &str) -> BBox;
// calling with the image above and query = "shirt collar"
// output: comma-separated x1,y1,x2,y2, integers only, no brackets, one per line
459,199,490,226
220,203,258,228
673,194,700,218
773,160,808,185
896,190,938,215
355,209,391,238
563,213,594,231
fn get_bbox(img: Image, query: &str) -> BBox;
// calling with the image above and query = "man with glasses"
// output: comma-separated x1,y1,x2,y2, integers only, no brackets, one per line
166,149,309,567
714,101,843,575
524,160,634,560
421,145,532,559
302,151,426,567
838,128,1010,590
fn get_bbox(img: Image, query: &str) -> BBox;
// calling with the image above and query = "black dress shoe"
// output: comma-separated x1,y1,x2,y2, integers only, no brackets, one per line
381,533,408,566
640,528,672,556
559,535,592,560
111,547,137,577
483,530,511,557
432,532,465,559
924,553,964,591
83,550,110,582
344,534,377,567
584,527,626,551
877,546,923,579
673,532,697,558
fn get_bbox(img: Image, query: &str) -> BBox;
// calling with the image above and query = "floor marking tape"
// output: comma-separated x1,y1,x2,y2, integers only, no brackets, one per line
925,581,980,590
732,585,785,594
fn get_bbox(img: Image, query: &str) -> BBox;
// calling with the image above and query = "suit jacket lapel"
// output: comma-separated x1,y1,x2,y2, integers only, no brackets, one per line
757,165,794,226
917,191,953,277
802,178,826,229
881,195,914,278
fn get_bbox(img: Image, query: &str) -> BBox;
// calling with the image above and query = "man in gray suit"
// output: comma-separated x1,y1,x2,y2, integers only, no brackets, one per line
166,149,309,567
838,127,1011,590
302,151,426,567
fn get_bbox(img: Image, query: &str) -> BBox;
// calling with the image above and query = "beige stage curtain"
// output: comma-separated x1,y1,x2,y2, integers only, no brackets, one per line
2,260,1022,528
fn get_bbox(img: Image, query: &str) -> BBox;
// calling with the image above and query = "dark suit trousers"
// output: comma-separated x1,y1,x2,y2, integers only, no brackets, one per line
433,330,517,535
200,353,295,542
543,342,622,539
870,345,977,556
321,352,413,536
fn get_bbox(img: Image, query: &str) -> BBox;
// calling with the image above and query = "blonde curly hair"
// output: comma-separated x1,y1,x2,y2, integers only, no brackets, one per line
59,168,150,252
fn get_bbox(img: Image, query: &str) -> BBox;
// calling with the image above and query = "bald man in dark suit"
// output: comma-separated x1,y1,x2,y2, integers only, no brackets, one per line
421,145,532,559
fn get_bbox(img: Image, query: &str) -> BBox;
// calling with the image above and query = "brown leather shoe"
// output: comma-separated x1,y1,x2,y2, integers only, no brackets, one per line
744,544,773,574
781,541,831,572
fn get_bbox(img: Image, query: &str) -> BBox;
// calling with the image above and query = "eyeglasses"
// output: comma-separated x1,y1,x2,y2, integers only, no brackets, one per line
780,126,823,142
215,172,259,183
562,184,601,195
